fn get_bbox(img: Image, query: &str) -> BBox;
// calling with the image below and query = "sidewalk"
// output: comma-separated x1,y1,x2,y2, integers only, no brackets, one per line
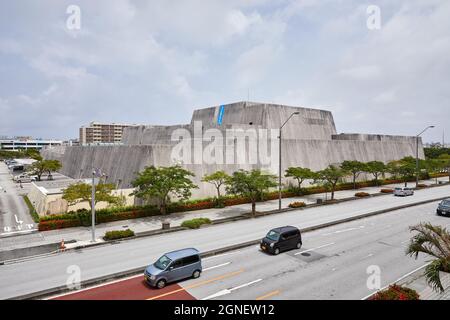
0,176,448,253
398,266,450,300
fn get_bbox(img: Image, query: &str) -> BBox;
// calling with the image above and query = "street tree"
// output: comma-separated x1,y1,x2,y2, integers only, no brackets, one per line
314,165,349,200
132,165,197,215
28,159,62,181
387,157,416,187
202,171,230,207
285,167,316,194
437,154,450,182
341,160,367,189
406,223,450,293
365,161,387,186
226,169,277,217
62,182,120,210
425,158,445,184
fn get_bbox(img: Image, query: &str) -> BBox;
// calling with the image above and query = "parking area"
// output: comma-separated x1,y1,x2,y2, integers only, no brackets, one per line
0,162,37,237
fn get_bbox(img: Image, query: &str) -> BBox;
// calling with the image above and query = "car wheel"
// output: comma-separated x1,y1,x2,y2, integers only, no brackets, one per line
296,242,302,249
274,248,280,255
156,279,166,289
192,270,201,279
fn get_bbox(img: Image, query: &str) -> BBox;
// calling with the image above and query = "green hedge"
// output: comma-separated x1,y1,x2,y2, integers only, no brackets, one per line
181,218,212,229
370,285,419,300
103,229,135,241
23,195,39,223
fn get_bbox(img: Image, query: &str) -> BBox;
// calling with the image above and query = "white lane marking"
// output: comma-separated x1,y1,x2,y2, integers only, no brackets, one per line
14,214,23,225
203,262,231,271
323,226,364,236
361,253,374,260
202,279,263,300
360,263,431,300
203,251,241,261
0,228,38,237
27,224,34,229
295,242,335,255
3,226,11,232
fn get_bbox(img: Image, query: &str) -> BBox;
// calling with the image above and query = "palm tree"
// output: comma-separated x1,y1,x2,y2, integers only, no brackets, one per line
406,223,450,293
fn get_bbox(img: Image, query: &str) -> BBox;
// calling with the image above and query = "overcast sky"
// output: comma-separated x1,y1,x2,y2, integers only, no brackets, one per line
0,0,449,143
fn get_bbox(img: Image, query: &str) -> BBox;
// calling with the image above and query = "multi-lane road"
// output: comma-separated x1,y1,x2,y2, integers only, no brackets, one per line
48,201,450,300
0,163,37,237
0,179,449,299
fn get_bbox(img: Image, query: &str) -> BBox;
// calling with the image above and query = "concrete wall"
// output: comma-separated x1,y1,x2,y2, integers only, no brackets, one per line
27,181,136,216
41,101,423,200
42,135,421,199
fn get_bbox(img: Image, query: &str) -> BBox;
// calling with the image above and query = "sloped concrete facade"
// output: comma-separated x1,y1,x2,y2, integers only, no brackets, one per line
42,102,423,198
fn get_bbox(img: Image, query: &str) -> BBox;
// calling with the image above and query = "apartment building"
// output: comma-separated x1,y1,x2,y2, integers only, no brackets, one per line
79,122,138,145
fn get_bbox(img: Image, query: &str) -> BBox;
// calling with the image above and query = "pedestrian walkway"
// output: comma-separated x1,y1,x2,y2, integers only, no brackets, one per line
399,266,450,300
0,176,448,253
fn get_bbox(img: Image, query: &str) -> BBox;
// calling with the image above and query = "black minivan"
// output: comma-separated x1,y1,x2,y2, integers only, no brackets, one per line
260,226,302,255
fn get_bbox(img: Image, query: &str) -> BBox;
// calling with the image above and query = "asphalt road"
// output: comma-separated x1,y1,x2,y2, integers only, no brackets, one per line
49,201,450,300
0,163,36,237
0,185,449,299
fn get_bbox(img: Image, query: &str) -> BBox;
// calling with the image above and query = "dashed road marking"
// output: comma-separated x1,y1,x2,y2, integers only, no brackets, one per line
323,226,364,236
202,278,263,300
294,242,335,255
147,269,245,300
256,290,280,300
203,262,231,271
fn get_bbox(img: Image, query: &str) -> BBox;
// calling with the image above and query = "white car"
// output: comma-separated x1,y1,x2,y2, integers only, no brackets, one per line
13,174,37,183
394,187,414,197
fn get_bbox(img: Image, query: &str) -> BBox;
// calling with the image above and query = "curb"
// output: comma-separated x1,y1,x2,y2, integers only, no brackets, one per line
8,194,449,300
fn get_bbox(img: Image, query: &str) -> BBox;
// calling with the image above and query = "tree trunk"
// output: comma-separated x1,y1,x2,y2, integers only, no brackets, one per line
331,184,336,200
160,199,167,215
353,174,357,190
251,201,256,218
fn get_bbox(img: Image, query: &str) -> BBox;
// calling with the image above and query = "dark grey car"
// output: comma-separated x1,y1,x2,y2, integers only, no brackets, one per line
260,226,302,255
437,199,450,217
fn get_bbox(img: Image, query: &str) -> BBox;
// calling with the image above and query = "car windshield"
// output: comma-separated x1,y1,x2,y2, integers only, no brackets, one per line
266,230,280,241
154,255,172,270
395,188,402,190
442,200,450,206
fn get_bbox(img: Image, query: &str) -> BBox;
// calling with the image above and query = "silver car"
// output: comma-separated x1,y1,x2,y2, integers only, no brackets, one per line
394,187,414,197
144,248,202,289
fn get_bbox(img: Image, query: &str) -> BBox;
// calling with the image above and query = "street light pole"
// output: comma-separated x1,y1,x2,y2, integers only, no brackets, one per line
415,125,435,188
91,168,96,243
279,112,300,211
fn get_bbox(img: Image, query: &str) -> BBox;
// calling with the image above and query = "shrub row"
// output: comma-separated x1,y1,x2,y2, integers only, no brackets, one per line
355,192,370,198
23,195,40,223
288,202,306,208
181,218,212,229
380,189,394,194
369,284,420,300
103,229,135,241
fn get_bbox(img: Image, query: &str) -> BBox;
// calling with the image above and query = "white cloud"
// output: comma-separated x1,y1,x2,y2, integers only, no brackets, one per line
0,0,449,143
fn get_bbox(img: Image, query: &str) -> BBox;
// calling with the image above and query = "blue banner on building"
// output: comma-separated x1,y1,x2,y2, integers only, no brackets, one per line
217,105,225,125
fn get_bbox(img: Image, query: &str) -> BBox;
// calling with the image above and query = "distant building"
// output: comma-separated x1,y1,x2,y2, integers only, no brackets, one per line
62,139,80,147
79,122,139,145
0,137,63,151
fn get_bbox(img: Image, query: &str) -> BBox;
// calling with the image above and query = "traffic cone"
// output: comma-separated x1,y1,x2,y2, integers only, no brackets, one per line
60,239,66,251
